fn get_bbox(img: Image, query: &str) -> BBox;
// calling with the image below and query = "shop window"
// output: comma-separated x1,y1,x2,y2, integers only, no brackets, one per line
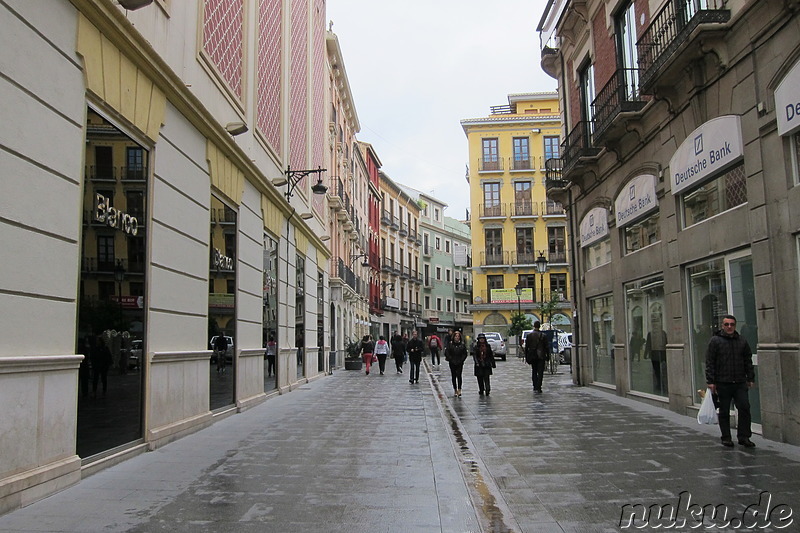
625,276,667,397
682,164,747,227
295,255,305,380
77,109,148,459
624,211,661,253
590,295,615,386
584,237,612,270
687,252,760,423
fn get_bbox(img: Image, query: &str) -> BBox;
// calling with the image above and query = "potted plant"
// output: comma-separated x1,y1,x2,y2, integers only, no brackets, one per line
344,338,363,370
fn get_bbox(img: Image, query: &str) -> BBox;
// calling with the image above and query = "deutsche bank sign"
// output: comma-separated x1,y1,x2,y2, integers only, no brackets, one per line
669,115,743,195
775,59,800,136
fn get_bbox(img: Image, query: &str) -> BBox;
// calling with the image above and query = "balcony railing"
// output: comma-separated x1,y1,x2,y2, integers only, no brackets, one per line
479,158,504,172
423,244,432,256
122,166,147,181
544,158,568,190
398,222,408,236
637,0,730,90
548,251,568,264
512,251,537,266
478,203,506,219
591,68,648,139
87,165,116,181
381,259,392,272
480,251,508,267
543,200,565,216
511,156,533,171
410,303,421,315
454,283,472,295
513,200,537,217
562,121,600,173
380,209,392,226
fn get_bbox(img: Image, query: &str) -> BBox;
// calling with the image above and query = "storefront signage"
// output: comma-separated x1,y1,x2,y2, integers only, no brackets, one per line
212,248,234,270
615,174,658,227
490,288,532,304
580,207,609,248
670,115,743,195
776,59,800,136
94,193,138,235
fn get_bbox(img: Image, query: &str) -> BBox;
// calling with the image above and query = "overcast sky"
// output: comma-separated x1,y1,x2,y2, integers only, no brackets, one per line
326,0,558,221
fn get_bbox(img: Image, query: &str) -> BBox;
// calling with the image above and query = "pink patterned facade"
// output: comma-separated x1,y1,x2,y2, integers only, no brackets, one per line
289,0,309,177
202,0,244,101
310,0,327,215
257,0,282,154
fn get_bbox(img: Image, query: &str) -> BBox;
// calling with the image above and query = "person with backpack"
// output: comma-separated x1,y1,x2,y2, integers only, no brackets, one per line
525,321,550,393
428,333,442,369
374,335,390,375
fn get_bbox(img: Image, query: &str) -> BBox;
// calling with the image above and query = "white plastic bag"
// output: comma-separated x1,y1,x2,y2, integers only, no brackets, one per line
697,388,718,425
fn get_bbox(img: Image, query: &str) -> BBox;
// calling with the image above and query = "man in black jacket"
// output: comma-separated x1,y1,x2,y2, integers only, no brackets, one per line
705,314,756,448
406,330,425,384
525,321,549,393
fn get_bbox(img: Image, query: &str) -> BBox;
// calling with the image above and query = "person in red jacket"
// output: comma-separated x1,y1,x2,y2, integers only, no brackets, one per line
428,333,442,368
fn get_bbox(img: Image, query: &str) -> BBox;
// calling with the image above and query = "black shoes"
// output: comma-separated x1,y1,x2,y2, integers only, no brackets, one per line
739,438,756,448
721,438,734,447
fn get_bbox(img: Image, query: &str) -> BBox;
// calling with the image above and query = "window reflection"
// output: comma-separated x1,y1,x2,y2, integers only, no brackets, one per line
625,276,667,396
591,295,615,385
77,109,146,458
209,196,236,410
264,234,278,390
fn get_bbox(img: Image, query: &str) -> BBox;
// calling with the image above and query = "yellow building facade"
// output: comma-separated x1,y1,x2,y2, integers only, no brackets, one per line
462,93,573,341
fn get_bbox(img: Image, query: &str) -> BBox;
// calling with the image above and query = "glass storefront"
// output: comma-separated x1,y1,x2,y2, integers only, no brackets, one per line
687,252,760,423
77,109,146,458
590,295,615,385
296,254,305,379
625,276,667,396
209,196,236,410
263,234,278,391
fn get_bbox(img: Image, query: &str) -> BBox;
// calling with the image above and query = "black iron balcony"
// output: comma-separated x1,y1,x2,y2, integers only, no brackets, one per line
543,200,565,216
512,200,537,217
122,166,147,181
478,203,506,219
562,121,600,175
591,68,648,140
544,158,568,190
637,0,730,91
479,158,504,172
480,251,508,267
512,251,537,266
511,156,533,171
548,251,567,264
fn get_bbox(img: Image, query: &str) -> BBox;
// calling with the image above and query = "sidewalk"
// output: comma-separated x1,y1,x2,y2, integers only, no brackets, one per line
1,358,799,532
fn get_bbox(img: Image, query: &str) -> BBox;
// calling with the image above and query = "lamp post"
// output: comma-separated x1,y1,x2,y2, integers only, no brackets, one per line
514,283,522,317
535,251,549,321
114,259,125,328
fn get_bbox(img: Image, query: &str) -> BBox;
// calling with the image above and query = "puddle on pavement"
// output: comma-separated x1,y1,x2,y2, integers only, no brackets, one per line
429,367,515,532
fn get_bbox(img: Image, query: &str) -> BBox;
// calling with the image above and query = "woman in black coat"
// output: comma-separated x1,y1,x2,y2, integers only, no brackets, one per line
472,333,496,395
445,330,468,397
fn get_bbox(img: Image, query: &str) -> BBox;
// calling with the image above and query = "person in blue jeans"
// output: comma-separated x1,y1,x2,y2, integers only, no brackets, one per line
705,314,756,448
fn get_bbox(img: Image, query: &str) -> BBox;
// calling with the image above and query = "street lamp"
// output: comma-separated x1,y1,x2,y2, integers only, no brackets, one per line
535,251,549,302
350,253,370,267
272,166,328,200
114,259,125,327
514,283,522,317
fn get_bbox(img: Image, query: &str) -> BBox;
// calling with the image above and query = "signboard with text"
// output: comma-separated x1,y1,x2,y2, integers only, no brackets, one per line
669,115,743,195
776,59,800,136
615,174,658,227
490,288,533,304
580,207,609,248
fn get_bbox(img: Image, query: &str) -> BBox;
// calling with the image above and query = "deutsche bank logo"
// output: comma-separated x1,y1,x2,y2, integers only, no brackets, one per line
694,134,704,156
629,184,636,201
589,214,595,226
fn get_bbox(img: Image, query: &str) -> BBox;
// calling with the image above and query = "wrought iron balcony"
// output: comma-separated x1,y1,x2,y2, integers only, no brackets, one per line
637,0,730,91
544,158,569,190
543,200,565,216
562,121,600,175
512,200,537,217
478,203,506,219
511,156,533,171
591,68,648,140
512,251,537,266
479,158,504,172
480,251,508,267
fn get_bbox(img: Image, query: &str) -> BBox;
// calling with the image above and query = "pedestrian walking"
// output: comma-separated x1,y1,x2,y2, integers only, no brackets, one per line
524,321,549,393
472,333,496,395
90,335,112,398
374,335,389,375
428,333,442,368
214,334,229,374
406,330,424,384
391,330,405,374
705,314,756,448
360,335,375,376
265,335,276,377
445,330,468,397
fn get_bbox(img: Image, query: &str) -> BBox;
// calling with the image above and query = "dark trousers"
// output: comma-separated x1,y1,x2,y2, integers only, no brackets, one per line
394,355,404,371
409,357,421,381
715,382,752,440
377,354,387,373
92,366,109,394
430,348,440,365
450,362,464,391
531,359,546,391
476,374,491,393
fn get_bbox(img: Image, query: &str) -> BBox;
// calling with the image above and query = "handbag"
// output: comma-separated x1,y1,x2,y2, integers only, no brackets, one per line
697,388,718,425
372,354,377,363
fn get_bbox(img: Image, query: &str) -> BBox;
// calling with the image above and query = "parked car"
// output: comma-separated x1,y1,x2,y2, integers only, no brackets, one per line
482,332,507,360
209,336,234,364
129,339,142,370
